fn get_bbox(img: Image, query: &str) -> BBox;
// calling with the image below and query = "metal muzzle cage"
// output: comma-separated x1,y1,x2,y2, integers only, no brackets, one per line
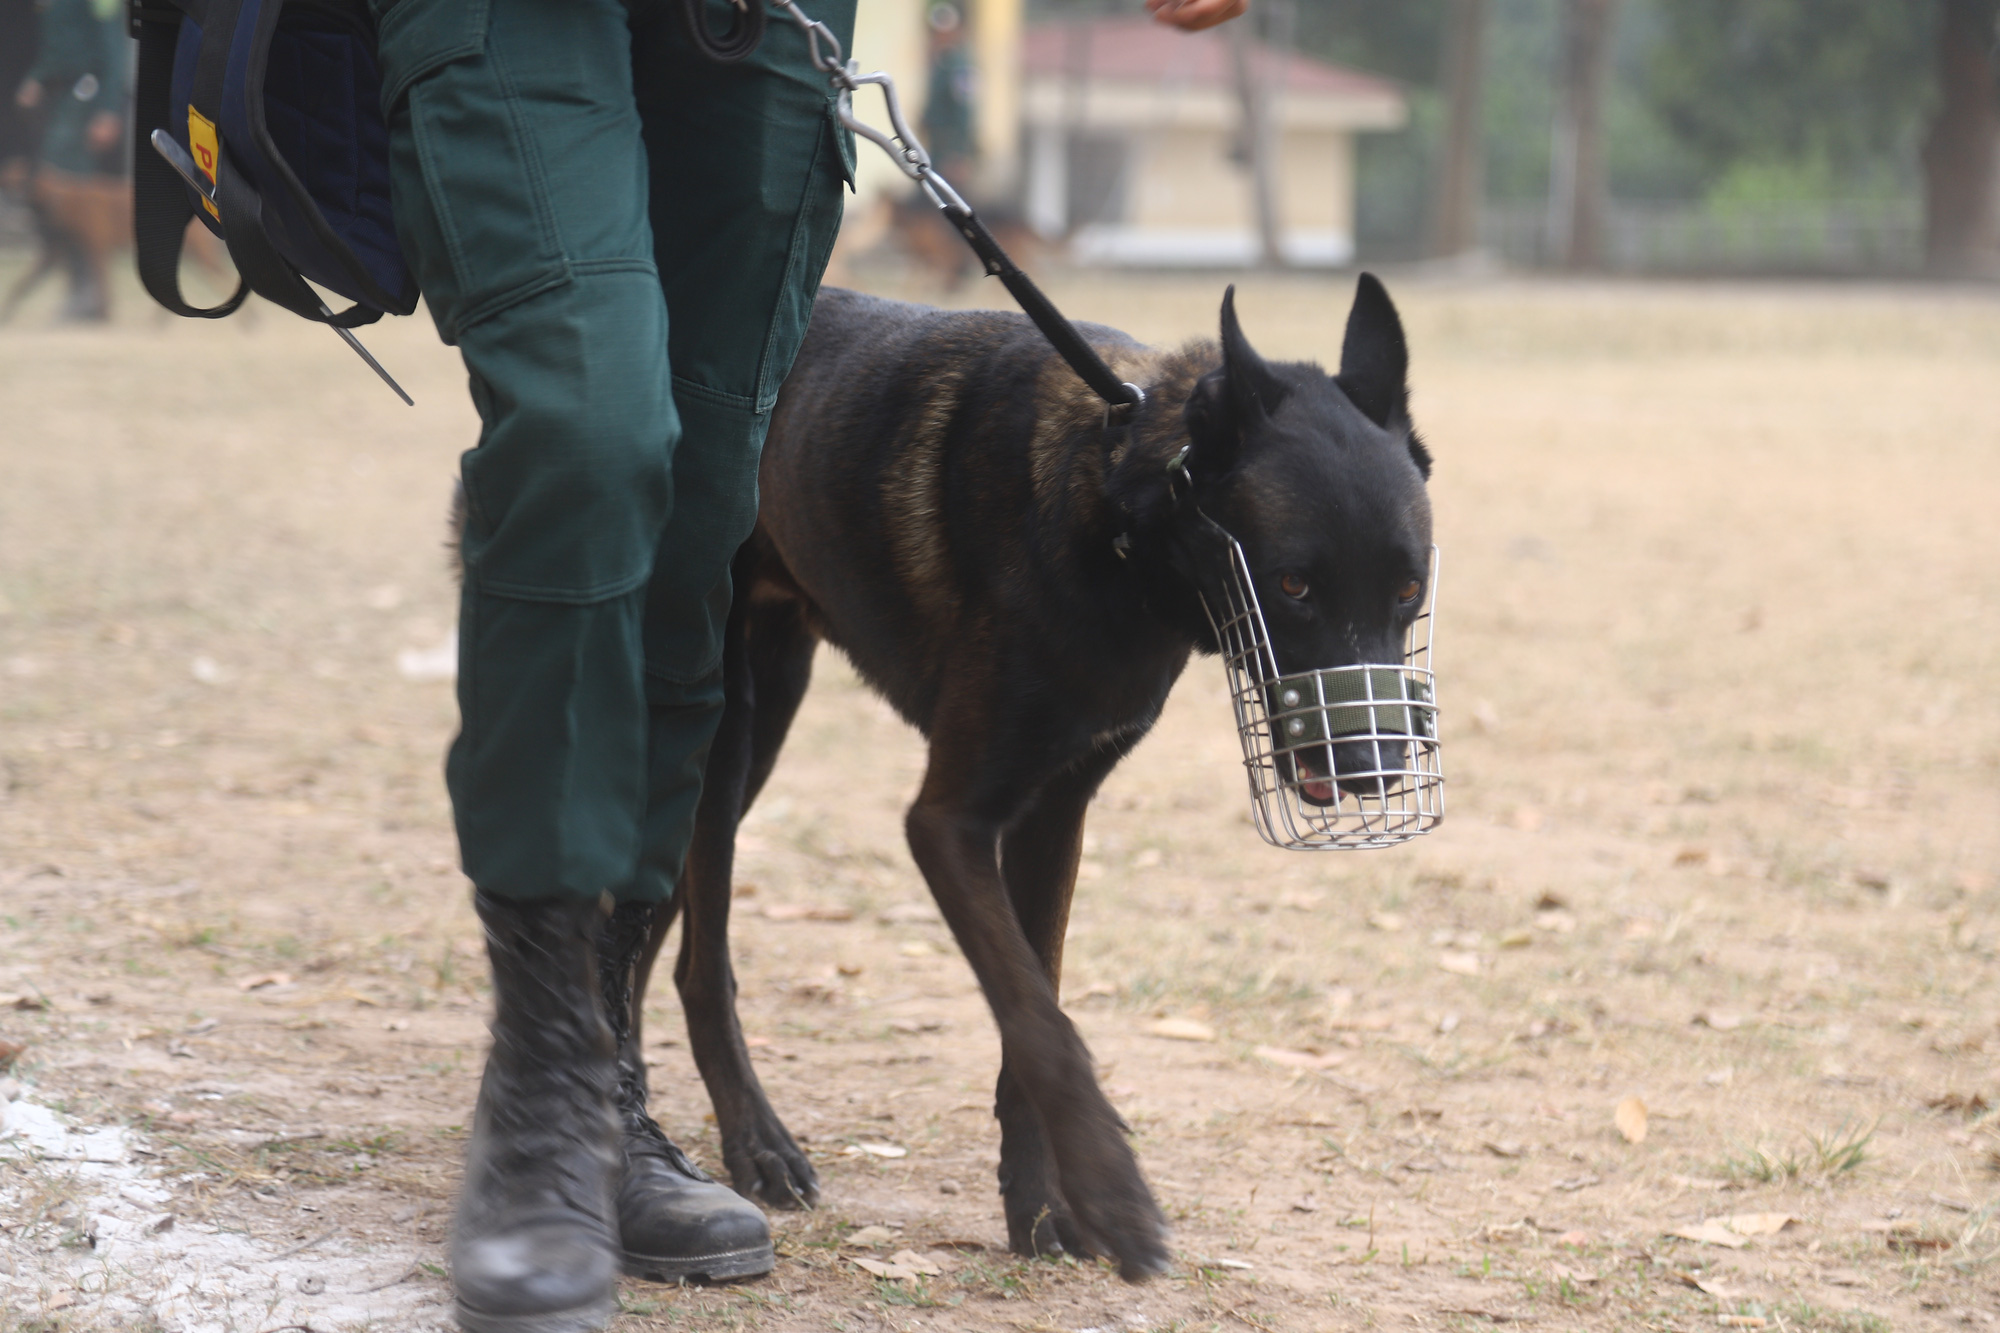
1198,541,1444,850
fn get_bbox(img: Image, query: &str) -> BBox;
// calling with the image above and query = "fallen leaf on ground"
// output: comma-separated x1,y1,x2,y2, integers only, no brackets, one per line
1438,951,1481,976
844,1141,907,1159
1149,1018,1216,1042
1716,1316,1766,1328
1483,1140,1526,1158
842,1225,900,1247
1724,1212,1796,1236
238,971,292,991
0,994,46,1011
1367,912,1405,932
761,902,854,922
0,1039,26,1071
1693,1011,1746,1031
1551,1175,1600,1192
852,1256,923,1281
1667,1221,1750,1249
1616,1096,1649,1144
889,1017,945,1034
886,1249,944,1276
1555,1230,1590,1247
1252,1044,1343,1070
1820,1269,1866,1287
1925,1091,1991,1115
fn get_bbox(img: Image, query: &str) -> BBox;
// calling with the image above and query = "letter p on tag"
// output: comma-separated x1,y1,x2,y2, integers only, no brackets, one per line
186,107,221,219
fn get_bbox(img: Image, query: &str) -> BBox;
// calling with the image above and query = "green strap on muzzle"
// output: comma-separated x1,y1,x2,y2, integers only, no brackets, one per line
1267,668,1434,745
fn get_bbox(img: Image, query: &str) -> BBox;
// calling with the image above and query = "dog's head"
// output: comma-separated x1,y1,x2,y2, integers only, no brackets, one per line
1176,277,1434,802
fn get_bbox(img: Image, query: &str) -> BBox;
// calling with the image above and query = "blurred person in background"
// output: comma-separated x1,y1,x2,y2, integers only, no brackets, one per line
921,2,975,185
8,0,128,322
0,0,40,175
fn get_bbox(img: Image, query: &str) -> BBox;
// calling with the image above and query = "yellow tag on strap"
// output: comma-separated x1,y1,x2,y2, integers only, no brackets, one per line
186,107,221,219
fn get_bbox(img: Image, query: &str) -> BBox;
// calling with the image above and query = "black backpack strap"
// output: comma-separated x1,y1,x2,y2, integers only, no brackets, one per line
210,155,382,327
129,0,248,318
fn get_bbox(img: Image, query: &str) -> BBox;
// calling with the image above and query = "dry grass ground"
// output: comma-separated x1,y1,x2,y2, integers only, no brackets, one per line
1,262,1997,1333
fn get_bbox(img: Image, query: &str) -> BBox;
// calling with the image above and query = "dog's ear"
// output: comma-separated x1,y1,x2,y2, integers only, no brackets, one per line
1184,286,1289,480
1336,273,1408,431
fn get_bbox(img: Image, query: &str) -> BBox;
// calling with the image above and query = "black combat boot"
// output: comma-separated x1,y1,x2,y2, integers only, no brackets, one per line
453,892,620,1333
598,900,775,1282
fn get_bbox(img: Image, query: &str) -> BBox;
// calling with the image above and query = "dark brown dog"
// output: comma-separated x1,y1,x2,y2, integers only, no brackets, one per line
629,277,1434,1279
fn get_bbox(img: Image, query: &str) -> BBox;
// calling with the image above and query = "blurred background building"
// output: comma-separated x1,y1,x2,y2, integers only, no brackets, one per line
1019,16,1404,267
837,0,2000,281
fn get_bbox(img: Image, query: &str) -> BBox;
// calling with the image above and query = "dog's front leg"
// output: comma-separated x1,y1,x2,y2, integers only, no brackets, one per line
992,744,1132,1261
906,738,1169,1281
676,595,819,1208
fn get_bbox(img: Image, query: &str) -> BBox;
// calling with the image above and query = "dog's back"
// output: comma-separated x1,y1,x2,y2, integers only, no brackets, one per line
756,288,1210,738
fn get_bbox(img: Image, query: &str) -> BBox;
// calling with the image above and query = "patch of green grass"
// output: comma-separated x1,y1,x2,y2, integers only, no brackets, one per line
1806,1118,1875,1176
1770,1302,1892,1333
1723,1141,1805,1184
1722,1118,1875,1185
874,1278,943,1307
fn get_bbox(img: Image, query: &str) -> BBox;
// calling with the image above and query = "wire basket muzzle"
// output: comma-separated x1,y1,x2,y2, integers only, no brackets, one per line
1197,535,1444,850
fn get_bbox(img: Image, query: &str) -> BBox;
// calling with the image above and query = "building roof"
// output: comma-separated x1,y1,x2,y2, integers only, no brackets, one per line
1022,16,1401,102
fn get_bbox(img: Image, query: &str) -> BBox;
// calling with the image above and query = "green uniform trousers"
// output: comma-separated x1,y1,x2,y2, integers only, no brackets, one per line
374,0,855,902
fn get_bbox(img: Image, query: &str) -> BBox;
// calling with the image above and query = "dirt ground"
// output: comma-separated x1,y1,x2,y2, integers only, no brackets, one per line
2,259,1997,1333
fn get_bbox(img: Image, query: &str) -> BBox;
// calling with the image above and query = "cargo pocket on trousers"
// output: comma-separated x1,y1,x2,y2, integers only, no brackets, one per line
377,0,569,344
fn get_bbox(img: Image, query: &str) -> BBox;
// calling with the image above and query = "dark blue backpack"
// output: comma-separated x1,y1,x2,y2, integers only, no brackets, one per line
128,0,416,330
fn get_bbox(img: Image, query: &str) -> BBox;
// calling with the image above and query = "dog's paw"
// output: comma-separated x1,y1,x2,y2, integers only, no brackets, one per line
1004,1169,1168,1279
1078,1200,1171,1282
1054,1152,1171,1281
1003,1193,1086,1261
723,1125,820,1209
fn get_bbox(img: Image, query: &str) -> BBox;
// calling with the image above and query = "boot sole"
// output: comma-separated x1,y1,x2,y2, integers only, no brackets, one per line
454,1292,616,1333
620,1241,775,1284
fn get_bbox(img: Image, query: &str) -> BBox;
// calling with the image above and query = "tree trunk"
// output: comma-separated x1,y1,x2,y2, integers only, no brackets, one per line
1231,21,1284,269
1923,0,2000,276
1431,0,1487,259
1547,0,1616,269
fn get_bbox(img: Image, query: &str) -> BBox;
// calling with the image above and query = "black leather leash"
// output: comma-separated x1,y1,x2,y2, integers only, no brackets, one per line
761,0,1146,422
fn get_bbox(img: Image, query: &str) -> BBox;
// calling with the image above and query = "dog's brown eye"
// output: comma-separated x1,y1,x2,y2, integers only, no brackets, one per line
1397,579,1423,604
1280,573,1309,599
